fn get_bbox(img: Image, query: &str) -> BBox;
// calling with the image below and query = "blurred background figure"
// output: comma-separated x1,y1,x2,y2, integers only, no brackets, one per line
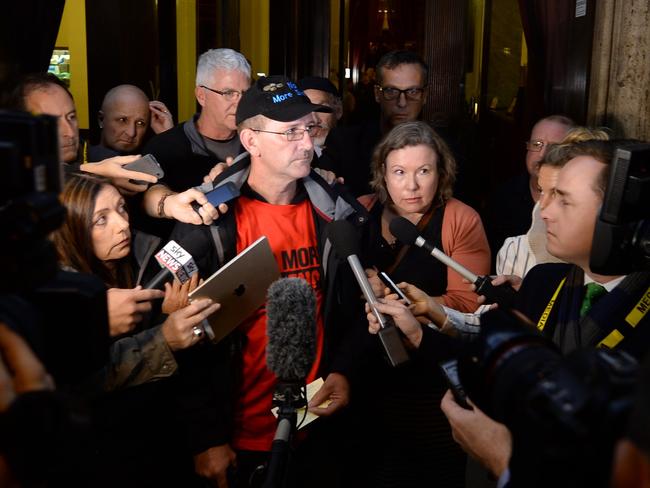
297,76,342,158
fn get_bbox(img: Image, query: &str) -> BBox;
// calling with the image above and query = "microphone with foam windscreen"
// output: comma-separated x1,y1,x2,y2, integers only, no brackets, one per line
327,220,409,367
266,277,317,382
389,216,517,308
264,277,317,488
143,230,208,290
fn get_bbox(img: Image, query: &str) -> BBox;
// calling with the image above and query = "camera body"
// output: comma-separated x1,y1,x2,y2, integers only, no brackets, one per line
0,110,109,386
457,309,638,487
590,143,650,274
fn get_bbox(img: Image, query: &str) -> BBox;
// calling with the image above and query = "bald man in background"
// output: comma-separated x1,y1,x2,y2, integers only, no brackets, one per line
88,84,174,161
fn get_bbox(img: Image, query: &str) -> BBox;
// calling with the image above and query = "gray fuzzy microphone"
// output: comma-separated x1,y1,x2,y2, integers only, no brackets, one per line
264,278,317,487
266,277,317,382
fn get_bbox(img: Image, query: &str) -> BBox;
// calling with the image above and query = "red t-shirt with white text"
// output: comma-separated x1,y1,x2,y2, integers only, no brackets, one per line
232,194,325,451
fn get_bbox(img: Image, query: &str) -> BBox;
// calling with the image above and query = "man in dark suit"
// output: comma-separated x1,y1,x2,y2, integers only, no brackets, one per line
439,138,649,486
516,139,650,357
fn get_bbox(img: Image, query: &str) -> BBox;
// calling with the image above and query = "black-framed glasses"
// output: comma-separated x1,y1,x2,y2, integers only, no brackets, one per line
525,140,546,152
376,85,425,101
200,85,245,101
252,125,320,142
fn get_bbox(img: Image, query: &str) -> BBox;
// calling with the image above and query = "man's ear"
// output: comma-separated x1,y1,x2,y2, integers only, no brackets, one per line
97,110,104,129
195,85,206,108
239,128,261,156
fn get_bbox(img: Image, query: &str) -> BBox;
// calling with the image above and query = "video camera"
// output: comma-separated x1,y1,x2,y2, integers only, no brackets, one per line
457,310,637,487
590,142,650,274
0,110,108,387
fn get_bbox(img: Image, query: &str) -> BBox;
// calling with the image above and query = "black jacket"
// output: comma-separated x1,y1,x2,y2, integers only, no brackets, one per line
516,263,650,359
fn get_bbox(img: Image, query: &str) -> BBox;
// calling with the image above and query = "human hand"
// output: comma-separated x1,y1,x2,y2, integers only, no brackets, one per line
149,100,174,133
203,156,235,185
389,282,449,329
308,372,350,416
365,268,385,298
194,444,237,487
161,273,202,314
440,389,511,477
106,286,165,336
0,323,55,412
365,298,423,348
161,298,220,351
82,154,158,195
467,275,522,307
165,188,221,225
312,167,344,185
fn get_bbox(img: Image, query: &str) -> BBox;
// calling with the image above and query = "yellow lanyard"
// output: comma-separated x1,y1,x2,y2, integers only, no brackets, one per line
598,285,650,349
537,278,566,331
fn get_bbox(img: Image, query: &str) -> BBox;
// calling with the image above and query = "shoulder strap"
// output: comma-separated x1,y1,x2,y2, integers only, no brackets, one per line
386,203,440,275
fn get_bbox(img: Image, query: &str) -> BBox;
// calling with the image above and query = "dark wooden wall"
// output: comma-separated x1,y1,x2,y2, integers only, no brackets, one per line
85,0,177,144
269,0,331,79
422,0,469,122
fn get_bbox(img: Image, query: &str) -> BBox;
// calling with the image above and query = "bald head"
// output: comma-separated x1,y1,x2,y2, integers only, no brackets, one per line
99,84,151,153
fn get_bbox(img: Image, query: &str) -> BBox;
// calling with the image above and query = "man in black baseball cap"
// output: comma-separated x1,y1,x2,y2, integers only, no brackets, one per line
170,75,368,487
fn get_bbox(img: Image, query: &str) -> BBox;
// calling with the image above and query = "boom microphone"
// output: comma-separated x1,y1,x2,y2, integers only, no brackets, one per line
389,217,517,308
264,278,317,488
143,230,206,289
327,220,409,367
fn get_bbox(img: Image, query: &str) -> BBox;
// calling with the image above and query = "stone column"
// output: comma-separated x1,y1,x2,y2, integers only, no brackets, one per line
588,0,650,139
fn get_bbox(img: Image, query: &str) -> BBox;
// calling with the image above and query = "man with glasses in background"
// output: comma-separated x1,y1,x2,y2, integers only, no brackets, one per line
484,115,574,258
140,48,251,233
170,76,368,487
324,50,428,196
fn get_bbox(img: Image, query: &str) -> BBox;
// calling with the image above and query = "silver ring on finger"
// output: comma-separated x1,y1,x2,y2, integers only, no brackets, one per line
192,326,204,338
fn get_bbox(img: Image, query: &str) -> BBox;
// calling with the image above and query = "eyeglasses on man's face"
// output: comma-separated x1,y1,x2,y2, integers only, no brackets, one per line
200,85,245,101
252,124,320,142
376,86,425,101
525,140,546,152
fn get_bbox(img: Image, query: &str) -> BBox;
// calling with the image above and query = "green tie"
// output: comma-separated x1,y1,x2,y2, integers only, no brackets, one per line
580,282,607,317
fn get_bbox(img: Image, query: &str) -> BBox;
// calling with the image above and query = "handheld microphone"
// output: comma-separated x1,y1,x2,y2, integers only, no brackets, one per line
389,217,517,308
327,220,409,367
266,277,317,383
144,231,205,289
264,277,317,488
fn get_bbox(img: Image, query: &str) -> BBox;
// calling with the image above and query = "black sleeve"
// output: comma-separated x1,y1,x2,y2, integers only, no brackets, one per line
0,391,93,486
416,326,462,362
174,337,238,453
167,220,237,453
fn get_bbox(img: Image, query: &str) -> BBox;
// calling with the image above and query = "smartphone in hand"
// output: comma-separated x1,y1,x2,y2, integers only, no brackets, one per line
124,154,164,185
192,181,240,214
379,271,411,305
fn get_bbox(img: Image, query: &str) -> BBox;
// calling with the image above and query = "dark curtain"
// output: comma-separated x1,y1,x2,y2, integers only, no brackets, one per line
517,0,553,131
0,0,65,104
518,0,595,129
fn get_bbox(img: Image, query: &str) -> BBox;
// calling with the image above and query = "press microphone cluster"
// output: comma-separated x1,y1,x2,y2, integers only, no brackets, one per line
264,277,317,488
143,231,205,290
389,217,517,308
327,220,409,367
